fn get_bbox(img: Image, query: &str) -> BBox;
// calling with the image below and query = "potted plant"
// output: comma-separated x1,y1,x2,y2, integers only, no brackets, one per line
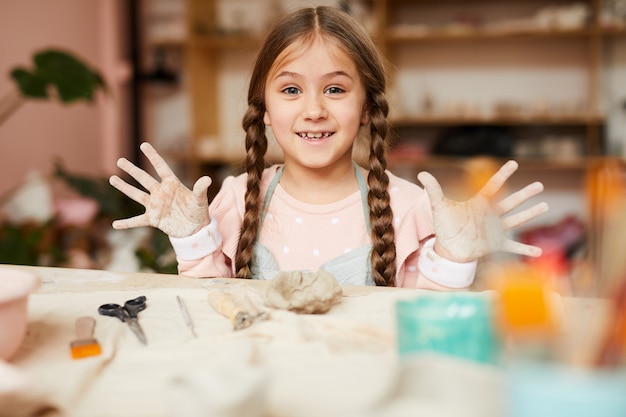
0,49,178,274
0,48,107,125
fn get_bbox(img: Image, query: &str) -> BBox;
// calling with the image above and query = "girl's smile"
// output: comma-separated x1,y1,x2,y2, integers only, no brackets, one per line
263,36,369,173
296,131,334,146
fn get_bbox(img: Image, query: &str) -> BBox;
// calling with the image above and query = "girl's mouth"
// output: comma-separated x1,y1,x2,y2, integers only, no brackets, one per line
297,132,333,141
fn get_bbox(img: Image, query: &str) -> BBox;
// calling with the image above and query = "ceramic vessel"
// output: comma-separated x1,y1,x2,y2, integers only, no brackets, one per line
0,268,41,360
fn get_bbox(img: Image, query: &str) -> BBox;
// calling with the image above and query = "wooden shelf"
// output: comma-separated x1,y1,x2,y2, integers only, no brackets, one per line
146,37,186,48
384,23,626,43
596,25,626,36
190,33,261,49
387,155,625,172
161,150,240,164
386,26,597,42
391,113,605,127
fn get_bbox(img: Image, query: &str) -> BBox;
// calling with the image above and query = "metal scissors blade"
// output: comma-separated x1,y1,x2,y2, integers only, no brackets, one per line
127,318,148,345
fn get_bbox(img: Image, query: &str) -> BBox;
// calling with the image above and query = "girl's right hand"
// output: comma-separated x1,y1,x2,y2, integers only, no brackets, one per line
109,142,213,238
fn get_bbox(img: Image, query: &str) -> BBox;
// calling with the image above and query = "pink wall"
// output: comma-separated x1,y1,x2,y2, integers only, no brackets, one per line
0,0,131,198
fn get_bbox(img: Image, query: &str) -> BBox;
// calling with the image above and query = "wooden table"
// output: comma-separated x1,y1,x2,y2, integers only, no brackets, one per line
2,265,421,417
2,265,616,417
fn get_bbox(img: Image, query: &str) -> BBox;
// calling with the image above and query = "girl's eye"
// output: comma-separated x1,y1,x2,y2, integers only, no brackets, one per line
282,87,300,95
325,86,345,95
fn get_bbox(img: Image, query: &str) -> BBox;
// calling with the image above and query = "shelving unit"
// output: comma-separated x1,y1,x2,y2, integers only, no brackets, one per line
135,0,626,183
374,0,626,172
182,0,274,182
129,0,192,182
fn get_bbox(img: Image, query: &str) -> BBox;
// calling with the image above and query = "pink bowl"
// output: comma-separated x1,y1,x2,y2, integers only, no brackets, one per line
0,268,41,361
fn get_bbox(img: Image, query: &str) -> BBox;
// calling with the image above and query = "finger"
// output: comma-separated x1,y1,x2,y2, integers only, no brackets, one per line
112,214,149,230
417,171,445,206
116,158,160,192
502,202,550,230
478,160,518,199
192,176,213,199
503,239,543,257
140,142,176,180
497,181,544,215
109,175,149,206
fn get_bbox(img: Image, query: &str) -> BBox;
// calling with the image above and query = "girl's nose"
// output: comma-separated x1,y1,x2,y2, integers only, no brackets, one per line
303,94,328,120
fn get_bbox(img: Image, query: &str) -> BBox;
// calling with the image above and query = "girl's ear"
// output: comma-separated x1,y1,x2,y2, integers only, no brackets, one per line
263,111,271,126
360,109,370,125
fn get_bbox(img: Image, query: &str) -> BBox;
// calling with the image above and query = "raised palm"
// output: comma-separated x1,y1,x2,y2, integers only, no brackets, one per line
418,160,549,263
109,142,212,238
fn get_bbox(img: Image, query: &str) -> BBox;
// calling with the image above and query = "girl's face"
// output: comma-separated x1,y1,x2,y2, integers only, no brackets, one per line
263,37,369,172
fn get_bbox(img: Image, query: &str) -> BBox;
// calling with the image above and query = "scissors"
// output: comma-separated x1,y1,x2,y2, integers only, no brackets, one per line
98,295,148,345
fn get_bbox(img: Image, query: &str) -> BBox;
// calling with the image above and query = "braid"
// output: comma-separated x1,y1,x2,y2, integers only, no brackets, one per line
367,91,396,286
234,105,267,278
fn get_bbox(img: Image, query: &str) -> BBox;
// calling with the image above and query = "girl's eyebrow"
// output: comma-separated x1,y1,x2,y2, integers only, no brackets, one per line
274,70,354,81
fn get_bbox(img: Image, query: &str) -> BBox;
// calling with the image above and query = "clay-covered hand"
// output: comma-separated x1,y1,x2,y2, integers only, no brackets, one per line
417,160,549,263
109,142,212,238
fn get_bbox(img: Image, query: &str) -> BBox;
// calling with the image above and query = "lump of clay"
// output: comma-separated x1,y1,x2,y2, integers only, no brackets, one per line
265,270,343,314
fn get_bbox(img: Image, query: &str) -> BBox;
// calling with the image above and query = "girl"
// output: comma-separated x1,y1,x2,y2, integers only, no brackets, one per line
109,6,548,289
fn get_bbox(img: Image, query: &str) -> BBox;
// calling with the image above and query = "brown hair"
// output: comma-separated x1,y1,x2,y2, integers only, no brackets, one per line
235,6,396,286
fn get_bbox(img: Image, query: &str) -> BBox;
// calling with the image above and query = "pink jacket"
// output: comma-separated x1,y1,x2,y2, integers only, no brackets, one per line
172,165,470,289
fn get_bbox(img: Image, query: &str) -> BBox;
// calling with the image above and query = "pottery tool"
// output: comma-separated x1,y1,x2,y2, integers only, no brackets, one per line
176,295,197,338
208,290,267,331
70,316,102,359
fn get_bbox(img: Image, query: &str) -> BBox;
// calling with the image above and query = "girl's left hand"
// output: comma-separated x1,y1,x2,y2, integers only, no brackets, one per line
417,160,549,263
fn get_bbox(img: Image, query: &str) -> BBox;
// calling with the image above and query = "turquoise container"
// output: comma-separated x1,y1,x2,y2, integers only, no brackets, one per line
507,363,626,417
396,293,499,364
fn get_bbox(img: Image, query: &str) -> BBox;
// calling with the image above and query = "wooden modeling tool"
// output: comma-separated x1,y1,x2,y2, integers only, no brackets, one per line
70,316,102,359
208,290,267,331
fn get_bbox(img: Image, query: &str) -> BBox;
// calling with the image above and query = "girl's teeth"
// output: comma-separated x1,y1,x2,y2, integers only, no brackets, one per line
300,132,329,139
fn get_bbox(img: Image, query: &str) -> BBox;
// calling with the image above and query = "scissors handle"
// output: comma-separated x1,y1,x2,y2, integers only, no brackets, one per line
98,303,128,322
124,296,147,319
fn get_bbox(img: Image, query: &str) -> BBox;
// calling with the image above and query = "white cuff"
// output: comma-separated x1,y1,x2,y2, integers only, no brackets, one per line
418,238,477,288
169,218,222,261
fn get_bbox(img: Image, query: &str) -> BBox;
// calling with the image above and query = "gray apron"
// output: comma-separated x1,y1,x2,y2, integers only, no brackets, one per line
250,163,374,285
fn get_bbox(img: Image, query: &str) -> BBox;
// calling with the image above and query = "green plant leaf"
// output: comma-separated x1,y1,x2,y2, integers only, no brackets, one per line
10,48,107,103
0,221,66,266
10,69,48,98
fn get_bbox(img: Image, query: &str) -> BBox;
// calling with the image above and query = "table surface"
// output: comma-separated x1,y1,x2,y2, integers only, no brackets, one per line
1,265,614,417
2,265,424,417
